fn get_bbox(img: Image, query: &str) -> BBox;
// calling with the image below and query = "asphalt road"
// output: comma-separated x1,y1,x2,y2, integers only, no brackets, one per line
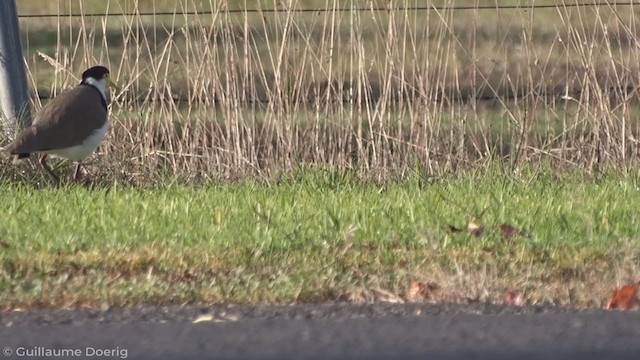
1,303,639,359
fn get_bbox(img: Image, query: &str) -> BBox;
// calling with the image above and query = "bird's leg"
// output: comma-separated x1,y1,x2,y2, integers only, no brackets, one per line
72,162,82,182
38,154,60,183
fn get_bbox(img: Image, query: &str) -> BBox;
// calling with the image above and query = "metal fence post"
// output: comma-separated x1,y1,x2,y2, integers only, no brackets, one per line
0,0,31,139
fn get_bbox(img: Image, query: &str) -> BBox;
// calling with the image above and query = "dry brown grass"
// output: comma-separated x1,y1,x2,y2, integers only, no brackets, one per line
8,0,640,180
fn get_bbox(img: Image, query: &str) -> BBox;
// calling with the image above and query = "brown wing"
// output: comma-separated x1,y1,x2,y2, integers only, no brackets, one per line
5,86,107,155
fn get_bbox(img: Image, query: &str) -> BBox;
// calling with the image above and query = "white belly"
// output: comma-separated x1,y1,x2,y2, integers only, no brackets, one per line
45,122,109,161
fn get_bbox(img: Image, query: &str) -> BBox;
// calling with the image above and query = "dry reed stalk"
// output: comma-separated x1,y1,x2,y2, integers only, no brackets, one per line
7,0,640,182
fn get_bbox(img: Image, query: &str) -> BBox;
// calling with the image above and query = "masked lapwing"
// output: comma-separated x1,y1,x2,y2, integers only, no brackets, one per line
3,66,117,182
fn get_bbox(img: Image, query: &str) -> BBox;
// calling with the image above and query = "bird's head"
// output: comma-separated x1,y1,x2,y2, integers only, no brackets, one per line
81,66,118,94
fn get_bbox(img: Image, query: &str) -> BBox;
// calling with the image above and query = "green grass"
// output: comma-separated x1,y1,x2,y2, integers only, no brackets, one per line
1,166,639,308
5,0,640,310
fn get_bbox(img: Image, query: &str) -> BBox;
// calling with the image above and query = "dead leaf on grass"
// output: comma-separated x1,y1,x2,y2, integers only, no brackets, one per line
467,222,484,236
607,282,640,310
406,281,440,302
503,290,525,306
499,224,529,238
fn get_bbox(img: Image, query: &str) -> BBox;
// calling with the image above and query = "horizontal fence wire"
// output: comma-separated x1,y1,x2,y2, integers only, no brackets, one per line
17,1,640,18
23,1,640,103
